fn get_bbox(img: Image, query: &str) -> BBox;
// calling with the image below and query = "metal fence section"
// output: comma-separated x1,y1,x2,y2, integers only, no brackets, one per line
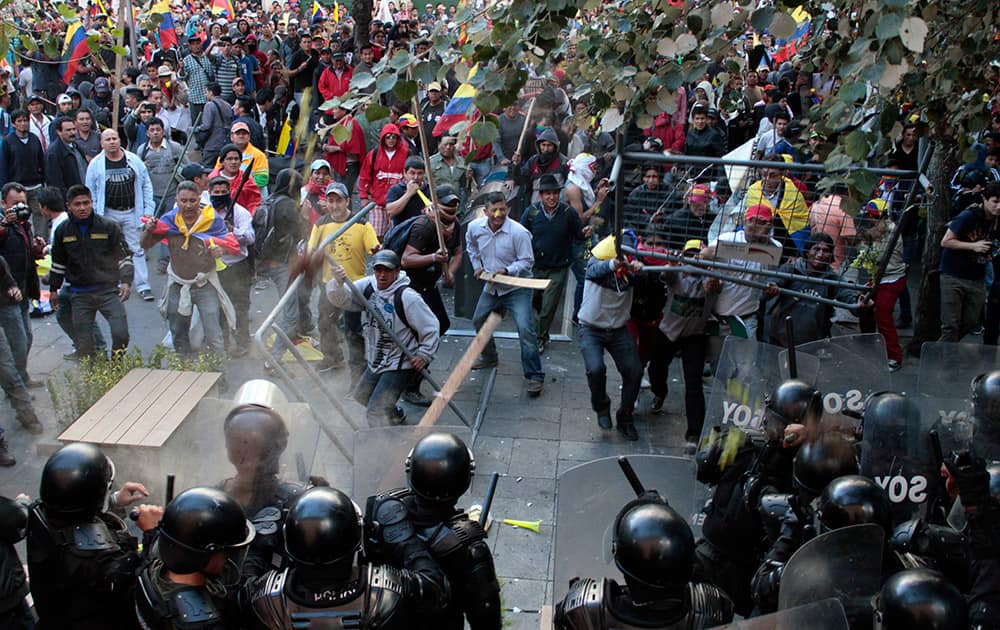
612,148,923,304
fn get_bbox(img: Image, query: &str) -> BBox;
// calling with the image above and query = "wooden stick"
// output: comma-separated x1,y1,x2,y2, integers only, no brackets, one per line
111,4,127,130
478,272,551,290
514,98,537,160
418,312,502,427
410,78,447,255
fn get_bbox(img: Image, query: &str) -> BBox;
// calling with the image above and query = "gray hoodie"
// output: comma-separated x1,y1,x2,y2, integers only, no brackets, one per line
326,270,440,374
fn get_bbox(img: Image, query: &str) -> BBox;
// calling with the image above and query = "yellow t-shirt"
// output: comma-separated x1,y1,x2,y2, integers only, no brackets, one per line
308,218,380,282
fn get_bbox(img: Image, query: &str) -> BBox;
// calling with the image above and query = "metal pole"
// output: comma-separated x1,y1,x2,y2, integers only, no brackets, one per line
124,0,138,66
469,365,496,446
325,253,474,427
154,109,204,217
620,151,917,178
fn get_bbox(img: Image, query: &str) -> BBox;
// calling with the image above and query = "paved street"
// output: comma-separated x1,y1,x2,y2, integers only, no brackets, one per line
0,260,920,629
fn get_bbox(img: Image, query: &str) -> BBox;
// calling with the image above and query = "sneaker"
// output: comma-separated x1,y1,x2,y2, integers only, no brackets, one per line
23,377,45,389
390,405,407,425
401,390,433,407
18,412,43,435
972,325,985,336
317,359,345,373
650,396,665,414
888,359,902,372
685,441,698,455
538,338,548,354
63,351,82,361
0,439,14,467
617,421,639,441
597,410,613,429
228,346,250,359
526,379,544,397
471,356,498,370
139,289,155,302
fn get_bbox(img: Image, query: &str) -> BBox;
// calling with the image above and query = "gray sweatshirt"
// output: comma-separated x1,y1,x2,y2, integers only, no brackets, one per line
326,271,440,374
578,258,635,330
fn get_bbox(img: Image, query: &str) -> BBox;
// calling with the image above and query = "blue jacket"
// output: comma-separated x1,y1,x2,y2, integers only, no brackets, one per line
84,149,156,217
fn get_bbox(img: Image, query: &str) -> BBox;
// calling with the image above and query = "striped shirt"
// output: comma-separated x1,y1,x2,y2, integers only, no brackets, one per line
182,53,215,105
215,56,240,102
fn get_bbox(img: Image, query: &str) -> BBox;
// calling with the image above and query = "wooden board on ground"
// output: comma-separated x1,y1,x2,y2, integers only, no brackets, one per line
58,369,222,448
479,272,551,290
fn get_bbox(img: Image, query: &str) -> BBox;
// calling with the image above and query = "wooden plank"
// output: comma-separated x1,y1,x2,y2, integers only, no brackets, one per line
479,272,551,290
58,368,152,442
84,370,181,444
539,605,553,630
115,371,202,446
125,372,222,447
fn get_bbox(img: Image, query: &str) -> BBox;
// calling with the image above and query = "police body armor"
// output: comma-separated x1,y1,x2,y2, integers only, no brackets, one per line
27,503,142,627
249,563,408,629
135,565,230,630
555,578,733,630
367,488,501,629
239,480,308,578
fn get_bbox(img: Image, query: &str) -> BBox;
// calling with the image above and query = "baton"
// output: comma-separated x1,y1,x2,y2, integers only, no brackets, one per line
165,474,176,504
479,472,500,528
785,316,797,379
154,108,204,218
618,456,646,497
929,430,944,469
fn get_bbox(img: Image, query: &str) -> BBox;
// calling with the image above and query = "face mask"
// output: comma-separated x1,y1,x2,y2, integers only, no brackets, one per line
210,194,231,209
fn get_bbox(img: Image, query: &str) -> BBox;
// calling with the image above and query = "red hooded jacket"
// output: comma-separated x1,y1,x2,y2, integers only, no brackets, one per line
358,124,408,206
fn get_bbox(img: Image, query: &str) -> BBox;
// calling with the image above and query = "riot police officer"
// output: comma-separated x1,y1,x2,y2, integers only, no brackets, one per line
694,378,821,614
218,403,308,578
752,432,859,612
875,569,968,629
554,493,734,628
27,442,162,629
136,487,255,629
364,432,501,629
0,494,32,629
247,486,450,629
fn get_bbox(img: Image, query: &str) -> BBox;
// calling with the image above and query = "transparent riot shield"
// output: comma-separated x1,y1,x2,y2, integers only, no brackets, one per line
351,426,471,502
788,334,892,435
778,524,883,627
718,598,848,630
553,455,696,603
692,338,819,536
860,392,943,525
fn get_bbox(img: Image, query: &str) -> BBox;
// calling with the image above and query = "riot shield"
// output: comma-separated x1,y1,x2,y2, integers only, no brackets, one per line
351,426,471,502
553,455,696,603
692,338,819,535
860,391,943,525
777,523,883,626
717,598,848,630
788,334,892,435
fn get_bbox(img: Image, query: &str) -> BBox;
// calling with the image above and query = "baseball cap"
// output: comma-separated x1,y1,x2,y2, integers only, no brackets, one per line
745,204,774,222
94,78,111,94
435,185,459,206
683,239,705,252
230,121,250,134
687,183,712,204
865,198,889,218
157,65,173,77
57,94,72,105
181,163,212,180
310,159,332,172
371,250,400,270
397,113,419,128
325,182,349,198
427,81,442,92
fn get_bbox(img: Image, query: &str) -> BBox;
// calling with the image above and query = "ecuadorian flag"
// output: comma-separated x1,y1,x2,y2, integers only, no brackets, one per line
211,0,234,17
277,115,295,157
432,65,478,137
151,0,179,50
144,205,241,254
311,1,324,24
61,22,90,85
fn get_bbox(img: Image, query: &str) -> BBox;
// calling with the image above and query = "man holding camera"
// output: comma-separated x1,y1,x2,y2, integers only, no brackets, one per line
0,183,43,389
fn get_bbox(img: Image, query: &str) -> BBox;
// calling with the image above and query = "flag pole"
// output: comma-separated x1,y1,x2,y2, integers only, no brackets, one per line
410,69,447,254
111,1,127,129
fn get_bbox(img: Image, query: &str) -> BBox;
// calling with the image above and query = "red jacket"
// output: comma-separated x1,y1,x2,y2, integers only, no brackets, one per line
323,115,367,176
358,124,408,205
647,113,686,153
208,168,262,215
318,65,353,102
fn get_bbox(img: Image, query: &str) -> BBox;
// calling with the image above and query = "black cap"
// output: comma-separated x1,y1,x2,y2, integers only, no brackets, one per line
331,51,345,60
537,173,562,192
436,185,460,206
181,163,212,180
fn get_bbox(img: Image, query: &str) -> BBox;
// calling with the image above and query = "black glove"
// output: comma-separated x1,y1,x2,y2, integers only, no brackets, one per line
946,451,991,509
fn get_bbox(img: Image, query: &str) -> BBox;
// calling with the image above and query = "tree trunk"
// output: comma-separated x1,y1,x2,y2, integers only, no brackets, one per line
354,0,373,52
907,133,959,356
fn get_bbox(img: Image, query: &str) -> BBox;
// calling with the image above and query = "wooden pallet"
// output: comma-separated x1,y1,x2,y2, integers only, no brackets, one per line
57,368,222,448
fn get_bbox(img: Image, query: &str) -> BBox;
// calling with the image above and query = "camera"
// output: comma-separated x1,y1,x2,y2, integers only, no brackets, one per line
8,203,30,222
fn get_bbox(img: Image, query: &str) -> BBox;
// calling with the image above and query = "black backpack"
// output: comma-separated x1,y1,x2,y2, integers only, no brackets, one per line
252,195,292,261
362,282,411,332
380,215,424,258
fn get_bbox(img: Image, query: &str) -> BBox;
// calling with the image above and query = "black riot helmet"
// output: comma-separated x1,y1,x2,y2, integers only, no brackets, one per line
223,404,290,477
158,487,255,575
793,432,859,498
874,569,967,629
405,432,475,504
989,463,1000,499
40,443,115,522
972,370,1000,432
0,496,27,544
764,379,822,441
612,497,695,603
283,487,362,567
818,475,892,534
864,392,922,452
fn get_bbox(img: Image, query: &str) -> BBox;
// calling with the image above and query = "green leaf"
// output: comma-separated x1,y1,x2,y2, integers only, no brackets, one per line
656,37,677,58
750,7,775,33
43,35,60,59
474,92,499,114
331,124,351,144
57,4,77,18
393,80,418,102
351,72,376,90
711,2,734,27
884,38,905,65
482,71,505,92
600,107,625,133
848,169,881,196
879,0,909,8
839,81,867,103
875,12,902,40
110,45,128,56
844,131,868,161
686,14,703,35
769,12,797,40
899,16,928,53
663,69,685,91
389,51,411,71
469,121,498,147
365,103,389,122
824,152,852,172
675,33,697,55
376,72,398,94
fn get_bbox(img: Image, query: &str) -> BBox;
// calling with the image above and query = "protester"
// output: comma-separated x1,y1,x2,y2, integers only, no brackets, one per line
207,176,254,357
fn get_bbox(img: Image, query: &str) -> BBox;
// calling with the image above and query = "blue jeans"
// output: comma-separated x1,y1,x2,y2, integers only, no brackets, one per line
472,288,543,382
0,304,29,384
353,367,414,426
578,324,642,420
57,287,108,355
166,283,224,356
570,241,586,319
0,305,33,435
71,288,129,356
258,261,299,357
